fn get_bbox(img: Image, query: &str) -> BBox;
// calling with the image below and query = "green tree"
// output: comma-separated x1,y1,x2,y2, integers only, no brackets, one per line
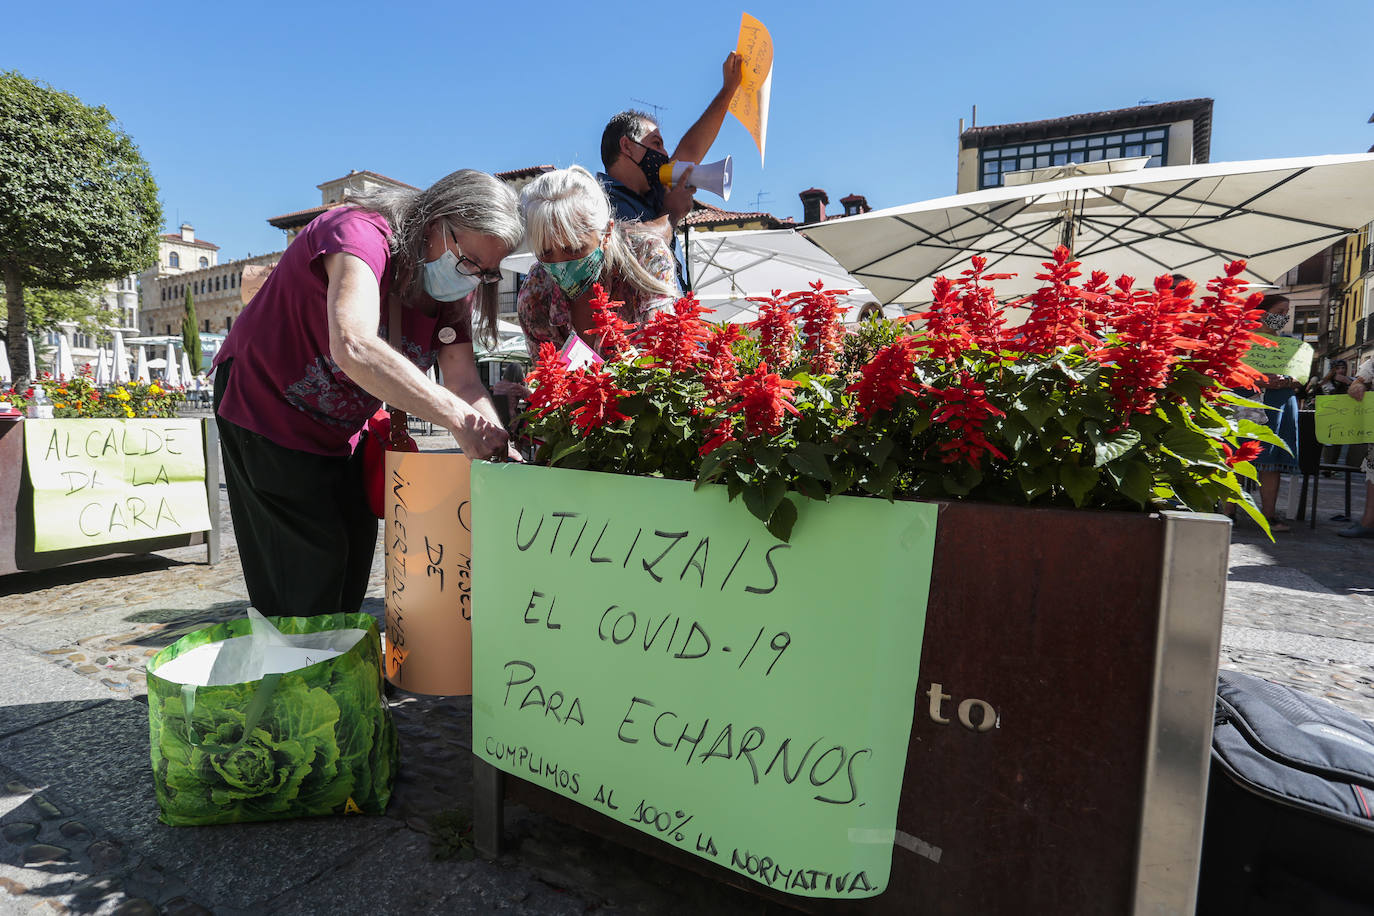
0,71,161,385
1,281,114,340
181,285,202,374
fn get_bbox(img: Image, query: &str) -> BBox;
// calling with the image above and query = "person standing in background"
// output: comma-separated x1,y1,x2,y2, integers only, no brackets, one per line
597,52,744,290
1338,356,1374,539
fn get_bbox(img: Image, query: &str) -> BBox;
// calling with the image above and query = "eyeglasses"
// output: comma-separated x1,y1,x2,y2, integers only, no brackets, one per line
448,231,503,285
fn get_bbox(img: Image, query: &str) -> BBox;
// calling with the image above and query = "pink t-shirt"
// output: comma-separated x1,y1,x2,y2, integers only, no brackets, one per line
214,207,472,456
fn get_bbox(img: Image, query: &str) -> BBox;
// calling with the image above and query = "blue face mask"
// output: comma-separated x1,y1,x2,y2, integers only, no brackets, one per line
423,248,481,302
544,247,605,301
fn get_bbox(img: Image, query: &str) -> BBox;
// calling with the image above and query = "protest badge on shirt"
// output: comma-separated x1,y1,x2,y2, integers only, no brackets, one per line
558,333,604,371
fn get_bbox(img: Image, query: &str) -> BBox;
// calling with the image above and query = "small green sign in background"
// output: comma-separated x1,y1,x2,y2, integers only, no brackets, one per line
471,463,937,898
1243,334,1314,380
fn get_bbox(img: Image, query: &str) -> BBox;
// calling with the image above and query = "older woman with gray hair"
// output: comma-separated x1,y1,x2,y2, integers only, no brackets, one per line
212,168,523,617
514,165,676,360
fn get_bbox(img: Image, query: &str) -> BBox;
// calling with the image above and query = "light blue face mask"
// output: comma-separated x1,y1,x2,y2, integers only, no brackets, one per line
423,248,481,302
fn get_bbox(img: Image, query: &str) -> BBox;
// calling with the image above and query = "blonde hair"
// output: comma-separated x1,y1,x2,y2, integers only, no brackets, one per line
520,166,675,302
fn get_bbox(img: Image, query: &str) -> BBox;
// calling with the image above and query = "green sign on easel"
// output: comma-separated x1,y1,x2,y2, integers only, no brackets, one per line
471,463,937,898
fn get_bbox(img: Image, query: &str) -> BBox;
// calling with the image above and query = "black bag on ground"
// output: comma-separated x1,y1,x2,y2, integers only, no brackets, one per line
1198,670,1374,915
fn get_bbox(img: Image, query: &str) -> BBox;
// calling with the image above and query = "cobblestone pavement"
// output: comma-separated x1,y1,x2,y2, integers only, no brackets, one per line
1,427,1371,913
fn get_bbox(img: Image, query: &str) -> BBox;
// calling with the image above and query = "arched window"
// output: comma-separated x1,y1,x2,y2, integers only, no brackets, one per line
199,256,209,268
214,277,220,291
168,252,180,268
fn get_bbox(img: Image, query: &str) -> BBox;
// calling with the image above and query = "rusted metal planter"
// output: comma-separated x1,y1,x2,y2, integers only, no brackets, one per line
473,495,1229,915
0,418,220,576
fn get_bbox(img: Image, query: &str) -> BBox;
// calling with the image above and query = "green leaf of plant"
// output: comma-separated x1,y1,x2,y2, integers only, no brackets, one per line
858,435,894,467
1237,419,1286,449
742,484,769,524
1016,390,1056,430
1104,460,1153,507
1059,463,1099,507
549,440,587,465
1160,425,1220,463
1087,425,1142,467
1229,493,1272,539
1016,461,1058,500
787,441,833,482
765,497,797,543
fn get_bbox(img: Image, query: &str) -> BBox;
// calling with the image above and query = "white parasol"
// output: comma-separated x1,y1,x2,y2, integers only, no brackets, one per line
802,153,1374,307
112,332,130,384
164,341,181,387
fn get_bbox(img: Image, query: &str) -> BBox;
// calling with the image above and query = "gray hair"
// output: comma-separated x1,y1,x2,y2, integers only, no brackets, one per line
349,169,522,346
520,166,675,302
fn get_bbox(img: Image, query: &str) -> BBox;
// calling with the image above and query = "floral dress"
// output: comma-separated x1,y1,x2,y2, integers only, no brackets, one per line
517,232,675,359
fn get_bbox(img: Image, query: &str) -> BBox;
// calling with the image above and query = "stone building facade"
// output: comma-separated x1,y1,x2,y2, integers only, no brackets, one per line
137,252,281,338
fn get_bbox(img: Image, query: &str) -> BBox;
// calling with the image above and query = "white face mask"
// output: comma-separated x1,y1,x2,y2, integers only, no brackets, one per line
423,248,480,302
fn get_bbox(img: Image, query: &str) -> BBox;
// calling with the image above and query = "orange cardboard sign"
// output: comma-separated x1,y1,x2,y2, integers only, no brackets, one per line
384,451,474,695
728,13,774,165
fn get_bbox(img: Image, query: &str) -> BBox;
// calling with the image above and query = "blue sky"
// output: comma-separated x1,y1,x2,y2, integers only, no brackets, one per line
5,0,1372,262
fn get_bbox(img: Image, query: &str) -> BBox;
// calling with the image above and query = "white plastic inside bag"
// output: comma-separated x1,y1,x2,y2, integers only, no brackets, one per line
151,608,367,687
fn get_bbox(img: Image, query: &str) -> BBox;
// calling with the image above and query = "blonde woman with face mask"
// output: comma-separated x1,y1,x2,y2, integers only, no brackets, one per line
514,166,677,360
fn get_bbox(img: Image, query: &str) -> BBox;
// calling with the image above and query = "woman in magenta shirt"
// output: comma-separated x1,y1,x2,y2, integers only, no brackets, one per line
213,169,522,616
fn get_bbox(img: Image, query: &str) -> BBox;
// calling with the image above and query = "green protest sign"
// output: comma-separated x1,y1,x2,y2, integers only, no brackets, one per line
25,419,212,552
1314,394,1374,445
1242,334,1313,379
471,463,936,898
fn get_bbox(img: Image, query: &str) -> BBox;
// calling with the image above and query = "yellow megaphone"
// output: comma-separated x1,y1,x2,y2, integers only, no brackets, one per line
658,156,732,201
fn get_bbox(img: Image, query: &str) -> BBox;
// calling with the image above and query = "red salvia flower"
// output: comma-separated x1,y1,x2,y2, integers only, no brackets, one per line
955,256,1016,355
1180,260,1267,395
525,342,571,417
1222,440,1265,467
923,373,1008,469
749,290,797,368
1093,274,1194,416
699,417,736,456
588,283,635,360
786,279,847,375
906,275,971,363
847,337,923,419
702,323,744,404
636,293,712,372
727,362,800,438
1015,245,1100,354
566,367,633,434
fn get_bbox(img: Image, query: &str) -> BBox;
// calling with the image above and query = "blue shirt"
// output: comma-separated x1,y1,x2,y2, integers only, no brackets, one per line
598,172,684,293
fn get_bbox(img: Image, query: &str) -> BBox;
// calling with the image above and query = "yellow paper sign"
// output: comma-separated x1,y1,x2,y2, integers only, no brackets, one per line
24,419,212,552
384,451,474,695
728,13,774,165
1314,394,1374,445
1241,333,1313,380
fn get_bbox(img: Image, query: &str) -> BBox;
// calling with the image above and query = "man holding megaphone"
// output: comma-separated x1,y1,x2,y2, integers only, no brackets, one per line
598,51,744,290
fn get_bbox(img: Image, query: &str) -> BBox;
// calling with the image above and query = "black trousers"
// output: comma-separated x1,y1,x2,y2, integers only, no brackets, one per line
214,361,377,616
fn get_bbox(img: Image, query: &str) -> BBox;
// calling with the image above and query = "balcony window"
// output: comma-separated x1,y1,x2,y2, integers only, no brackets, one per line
168,252,180,268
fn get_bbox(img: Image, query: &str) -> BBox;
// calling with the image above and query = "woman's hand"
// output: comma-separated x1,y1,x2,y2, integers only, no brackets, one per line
1351,378,1367,402
446,406,511,460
